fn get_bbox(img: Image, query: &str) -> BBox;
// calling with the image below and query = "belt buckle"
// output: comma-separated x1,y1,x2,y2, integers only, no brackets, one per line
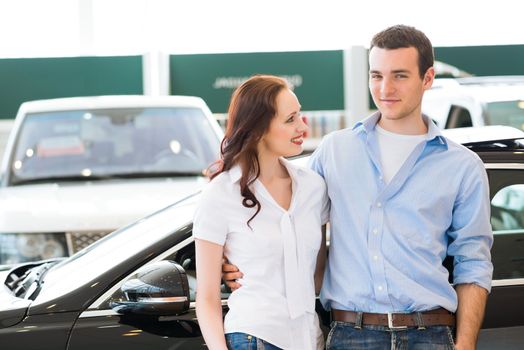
387,312,408,330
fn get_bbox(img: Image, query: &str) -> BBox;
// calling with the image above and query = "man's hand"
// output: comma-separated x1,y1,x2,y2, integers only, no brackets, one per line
222,258,243,291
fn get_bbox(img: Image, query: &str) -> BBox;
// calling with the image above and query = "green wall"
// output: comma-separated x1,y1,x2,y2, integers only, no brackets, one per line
435,45,524,76
170,51,344,113
0,56,143,119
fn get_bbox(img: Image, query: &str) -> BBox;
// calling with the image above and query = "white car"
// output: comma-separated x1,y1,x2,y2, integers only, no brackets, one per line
422,76,524,130
0,95,223,266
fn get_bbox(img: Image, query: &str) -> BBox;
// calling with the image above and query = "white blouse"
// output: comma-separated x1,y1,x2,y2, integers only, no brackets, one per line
193,157,329,350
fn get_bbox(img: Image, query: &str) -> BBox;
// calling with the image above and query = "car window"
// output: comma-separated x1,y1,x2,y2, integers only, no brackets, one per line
446,105,473,128
491,184,524,280
485,100,524,131
10,107,220,185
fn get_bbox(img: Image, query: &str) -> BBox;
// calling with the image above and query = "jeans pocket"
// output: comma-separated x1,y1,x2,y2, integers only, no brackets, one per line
446,326,456,350
226,332,256,350
326,322,339,349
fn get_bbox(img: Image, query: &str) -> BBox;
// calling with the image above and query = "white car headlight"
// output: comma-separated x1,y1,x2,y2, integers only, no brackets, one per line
0,233,68,265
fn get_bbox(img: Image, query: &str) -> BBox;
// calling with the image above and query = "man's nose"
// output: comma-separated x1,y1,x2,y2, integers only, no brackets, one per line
380,78,395,95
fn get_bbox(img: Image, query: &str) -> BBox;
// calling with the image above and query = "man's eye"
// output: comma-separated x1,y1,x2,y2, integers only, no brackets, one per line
286,116,295,123
370,74,381,80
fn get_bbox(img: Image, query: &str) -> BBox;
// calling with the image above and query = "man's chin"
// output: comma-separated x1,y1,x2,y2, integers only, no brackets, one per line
379,113,402,121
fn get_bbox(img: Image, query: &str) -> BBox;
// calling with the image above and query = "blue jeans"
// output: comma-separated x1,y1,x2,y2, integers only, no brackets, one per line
226,332,283,350
326,321,456,350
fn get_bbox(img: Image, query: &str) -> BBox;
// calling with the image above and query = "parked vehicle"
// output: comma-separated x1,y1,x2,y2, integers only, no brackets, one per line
1,129,523,349
422,76,524,130
0,95,223,266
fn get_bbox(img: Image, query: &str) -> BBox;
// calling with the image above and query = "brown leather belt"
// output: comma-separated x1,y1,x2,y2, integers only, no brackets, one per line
332,307,455,329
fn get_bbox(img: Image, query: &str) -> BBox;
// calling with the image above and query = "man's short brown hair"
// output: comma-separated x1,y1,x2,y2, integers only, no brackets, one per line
370,25,434,78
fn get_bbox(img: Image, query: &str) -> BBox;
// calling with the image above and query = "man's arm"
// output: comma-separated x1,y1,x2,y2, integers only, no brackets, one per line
454,283,489,350
447,159,493,349
314,225,327,295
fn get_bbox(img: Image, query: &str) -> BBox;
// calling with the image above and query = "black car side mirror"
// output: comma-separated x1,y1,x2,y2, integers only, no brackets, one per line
110,260,190,316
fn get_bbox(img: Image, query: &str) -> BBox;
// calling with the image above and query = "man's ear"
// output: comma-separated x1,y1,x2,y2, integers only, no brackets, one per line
423,66,435,90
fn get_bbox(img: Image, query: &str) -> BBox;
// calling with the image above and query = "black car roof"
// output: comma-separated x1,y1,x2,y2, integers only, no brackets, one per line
466,138,524,163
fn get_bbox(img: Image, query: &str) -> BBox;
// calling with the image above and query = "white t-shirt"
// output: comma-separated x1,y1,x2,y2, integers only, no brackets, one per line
375,125,427,184
193,157,329,350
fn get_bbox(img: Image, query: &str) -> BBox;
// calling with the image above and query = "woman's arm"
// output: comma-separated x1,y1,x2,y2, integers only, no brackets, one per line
195,238,228,350
314,225,327,295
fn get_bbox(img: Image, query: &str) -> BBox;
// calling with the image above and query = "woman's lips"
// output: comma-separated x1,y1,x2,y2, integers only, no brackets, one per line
291,136,303,145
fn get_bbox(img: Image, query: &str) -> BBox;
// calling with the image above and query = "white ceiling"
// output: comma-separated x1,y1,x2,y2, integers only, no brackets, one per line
1,0,523,58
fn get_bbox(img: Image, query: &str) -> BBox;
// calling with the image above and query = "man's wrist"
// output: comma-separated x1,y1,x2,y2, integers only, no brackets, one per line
454,338,476,350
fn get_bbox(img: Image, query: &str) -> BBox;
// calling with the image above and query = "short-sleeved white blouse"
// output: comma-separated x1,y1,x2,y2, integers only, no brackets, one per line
193,157,329,350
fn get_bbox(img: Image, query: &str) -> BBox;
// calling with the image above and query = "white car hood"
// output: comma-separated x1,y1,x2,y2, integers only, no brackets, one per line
0,177,207,232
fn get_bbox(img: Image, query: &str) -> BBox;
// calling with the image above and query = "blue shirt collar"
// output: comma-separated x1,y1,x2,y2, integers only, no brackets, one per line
353,111,448,149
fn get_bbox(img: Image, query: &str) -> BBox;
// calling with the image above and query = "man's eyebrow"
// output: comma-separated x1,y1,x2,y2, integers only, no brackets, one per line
392,69,410,74
369,69,411,74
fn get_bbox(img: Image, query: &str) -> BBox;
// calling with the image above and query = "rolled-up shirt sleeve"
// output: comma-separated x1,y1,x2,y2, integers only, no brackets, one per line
308,138,326,179
447,158,494,292
193,182,228,246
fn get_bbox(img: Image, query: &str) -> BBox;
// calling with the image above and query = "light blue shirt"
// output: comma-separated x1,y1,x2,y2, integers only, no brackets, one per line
309,112,493,313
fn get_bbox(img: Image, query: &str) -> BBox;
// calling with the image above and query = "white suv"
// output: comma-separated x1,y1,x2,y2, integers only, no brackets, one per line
422,76,524,130
0,95,223,266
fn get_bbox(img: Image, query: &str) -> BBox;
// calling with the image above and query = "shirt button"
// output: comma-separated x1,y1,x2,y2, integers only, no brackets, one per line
377,202,382,208
379,176,383,181
373,255,378,261
372,228,378,234
378,285,383,291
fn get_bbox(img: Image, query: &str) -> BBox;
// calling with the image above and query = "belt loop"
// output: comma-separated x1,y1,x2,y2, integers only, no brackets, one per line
414,312,426,330
354,312,363,329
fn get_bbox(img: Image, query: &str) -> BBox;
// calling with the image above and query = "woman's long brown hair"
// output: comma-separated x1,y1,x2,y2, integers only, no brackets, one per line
210,75,289,227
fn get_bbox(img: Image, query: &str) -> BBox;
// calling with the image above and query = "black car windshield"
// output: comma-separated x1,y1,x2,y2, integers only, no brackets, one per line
485,100,524,130
10,107,220,185
33,194,199,304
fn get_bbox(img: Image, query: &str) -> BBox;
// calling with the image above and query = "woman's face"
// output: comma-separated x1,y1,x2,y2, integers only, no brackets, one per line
258,88,309,158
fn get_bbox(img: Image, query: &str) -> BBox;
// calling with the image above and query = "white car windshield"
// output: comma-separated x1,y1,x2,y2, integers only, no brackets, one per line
10,107,220,185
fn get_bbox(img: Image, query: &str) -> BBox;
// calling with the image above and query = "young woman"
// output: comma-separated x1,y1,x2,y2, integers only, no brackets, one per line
194,75,329,350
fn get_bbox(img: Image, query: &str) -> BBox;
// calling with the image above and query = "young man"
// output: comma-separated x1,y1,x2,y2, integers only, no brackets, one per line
225,25,493,350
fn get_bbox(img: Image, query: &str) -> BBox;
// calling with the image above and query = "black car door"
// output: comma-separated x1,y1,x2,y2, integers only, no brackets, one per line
67,240,229,350
477,167,524,349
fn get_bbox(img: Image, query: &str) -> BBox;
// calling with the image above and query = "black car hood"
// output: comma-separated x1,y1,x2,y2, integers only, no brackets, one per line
0,284,31,328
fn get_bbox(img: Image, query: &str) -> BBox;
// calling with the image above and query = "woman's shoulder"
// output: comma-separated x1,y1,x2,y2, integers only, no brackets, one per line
200,171,237,199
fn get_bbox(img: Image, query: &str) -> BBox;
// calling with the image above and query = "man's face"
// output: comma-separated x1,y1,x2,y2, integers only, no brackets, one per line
368,47,434,123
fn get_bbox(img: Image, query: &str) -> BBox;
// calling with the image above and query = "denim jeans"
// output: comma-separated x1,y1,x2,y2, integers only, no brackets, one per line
326,321,456,350
226,332,283,350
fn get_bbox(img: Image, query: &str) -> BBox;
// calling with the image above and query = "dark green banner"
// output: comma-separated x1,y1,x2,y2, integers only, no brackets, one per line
435,45,524,76
170,51,344,113
0,56,143,119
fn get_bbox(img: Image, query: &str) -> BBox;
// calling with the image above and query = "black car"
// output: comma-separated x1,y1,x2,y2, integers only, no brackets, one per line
1,133,524,349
